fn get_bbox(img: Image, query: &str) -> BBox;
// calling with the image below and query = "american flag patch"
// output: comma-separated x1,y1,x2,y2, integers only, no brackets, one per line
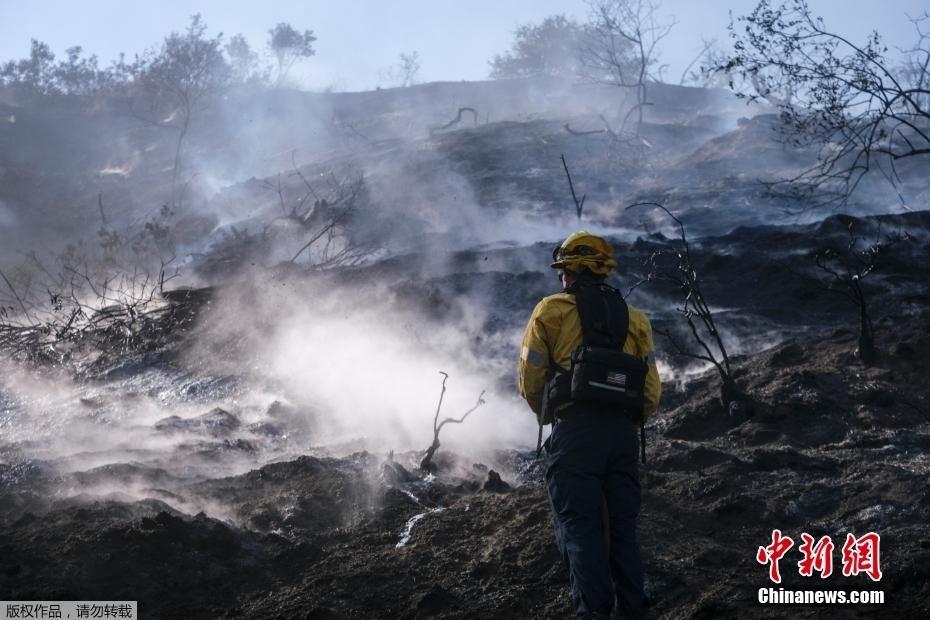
605,371,627,386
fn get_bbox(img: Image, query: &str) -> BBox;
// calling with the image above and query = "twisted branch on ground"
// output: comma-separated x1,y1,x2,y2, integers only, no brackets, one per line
419,372,487,472
430,107,478,134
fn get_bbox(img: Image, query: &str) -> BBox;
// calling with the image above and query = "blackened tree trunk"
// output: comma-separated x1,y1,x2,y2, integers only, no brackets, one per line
857,296,876,365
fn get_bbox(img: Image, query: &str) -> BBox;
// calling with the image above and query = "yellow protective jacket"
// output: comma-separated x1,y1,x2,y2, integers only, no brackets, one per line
518,291,661,422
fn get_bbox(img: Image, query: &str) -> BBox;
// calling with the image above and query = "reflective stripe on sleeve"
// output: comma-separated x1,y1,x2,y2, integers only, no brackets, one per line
521,346,547,367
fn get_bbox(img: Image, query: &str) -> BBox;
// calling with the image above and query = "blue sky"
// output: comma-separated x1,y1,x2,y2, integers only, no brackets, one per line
0,0,926,91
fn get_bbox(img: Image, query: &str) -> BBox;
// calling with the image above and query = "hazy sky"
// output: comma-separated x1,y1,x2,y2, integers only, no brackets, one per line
1,0,926,91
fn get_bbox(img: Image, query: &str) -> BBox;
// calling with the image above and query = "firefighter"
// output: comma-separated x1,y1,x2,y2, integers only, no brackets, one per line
518,231,661,619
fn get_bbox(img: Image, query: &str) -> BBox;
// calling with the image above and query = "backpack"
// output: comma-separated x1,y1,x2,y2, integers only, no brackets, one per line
536,282,648,461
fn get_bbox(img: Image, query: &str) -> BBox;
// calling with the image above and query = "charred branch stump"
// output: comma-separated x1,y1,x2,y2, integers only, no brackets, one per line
419,372,486,473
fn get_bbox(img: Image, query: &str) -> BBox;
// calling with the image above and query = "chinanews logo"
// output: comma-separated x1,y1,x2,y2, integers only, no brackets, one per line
755,530,885,606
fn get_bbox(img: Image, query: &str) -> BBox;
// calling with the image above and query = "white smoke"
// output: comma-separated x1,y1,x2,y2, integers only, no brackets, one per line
189,276,538,454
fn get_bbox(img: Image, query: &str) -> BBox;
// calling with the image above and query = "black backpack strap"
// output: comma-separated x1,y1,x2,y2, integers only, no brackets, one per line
571,283,629,350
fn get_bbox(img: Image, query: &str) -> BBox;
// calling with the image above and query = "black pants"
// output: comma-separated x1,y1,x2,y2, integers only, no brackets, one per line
545,409,644,619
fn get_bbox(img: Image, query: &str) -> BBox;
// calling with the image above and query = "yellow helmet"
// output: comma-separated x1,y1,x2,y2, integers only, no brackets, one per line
550,231,616,276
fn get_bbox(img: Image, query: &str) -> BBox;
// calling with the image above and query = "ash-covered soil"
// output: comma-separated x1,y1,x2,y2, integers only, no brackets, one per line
1,210,929,618
2,317,928,619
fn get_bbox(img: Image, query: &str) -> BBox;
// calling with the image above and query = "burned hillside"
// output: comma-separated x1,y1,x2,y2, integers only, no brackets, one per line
2,205,929,617
2,4,930,618
1,292,928,618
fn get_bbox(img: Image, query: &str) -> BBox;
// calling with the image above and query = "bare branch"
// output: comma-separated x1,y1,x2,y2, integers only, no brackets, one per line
717,0,930,206
419,372,486,472
430,107,479,135
626,201,741,406
0,269,37,326
560,154,587,220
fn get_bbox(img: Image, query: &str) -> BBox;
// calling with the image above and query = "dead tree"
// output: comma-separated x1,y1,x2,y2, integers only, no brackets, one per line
801,219,908,364
0,199,181,363
627,202,742,408
580,0,675,134
0,253,180,364
419,372,486,473
719,1,930,207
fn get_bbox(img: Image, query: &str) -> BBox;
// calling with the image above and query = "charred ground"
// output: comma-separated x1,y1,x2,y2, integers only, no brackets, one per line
2,49,929,619
1,207,928,618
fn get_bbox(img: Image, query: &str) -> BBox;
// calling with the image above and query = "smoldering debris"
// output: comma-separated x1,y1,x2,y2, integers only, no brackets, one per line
3,314,929,617
1,15,929,614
